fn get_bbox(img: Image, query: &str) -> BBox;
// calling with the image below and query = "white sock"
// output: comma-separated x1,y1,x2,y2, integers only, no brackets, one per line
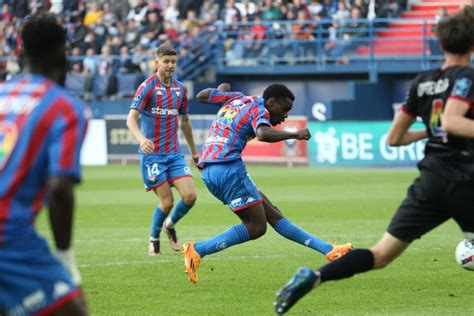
164,217,175,229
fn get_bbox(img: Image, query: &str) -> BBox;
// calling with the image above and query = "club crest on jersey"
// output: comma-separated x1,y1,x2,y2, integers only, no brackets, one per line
0,122,18,170
453,77,471,98
217,103,240,127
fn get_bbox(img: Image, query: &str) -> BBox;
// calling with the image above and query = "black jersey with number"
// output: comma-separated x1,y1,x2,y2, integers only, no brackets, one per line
401,65,474,182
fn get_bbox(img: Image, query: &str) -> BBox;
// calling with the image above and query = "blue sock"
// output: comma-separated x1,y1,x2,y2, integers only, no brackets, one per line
150,207,168,239
274,218,333,255
169,200,193,225
194,224,250,258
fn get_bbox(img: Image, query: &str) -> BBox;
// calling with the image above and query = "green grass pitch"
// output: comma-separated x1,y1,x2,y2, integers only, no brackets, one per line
36,165,473,315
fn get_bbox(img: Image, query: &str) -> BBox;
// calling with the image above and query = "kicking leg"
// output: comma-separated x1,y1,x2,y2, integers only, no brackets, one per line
183,202,267,284
275,232,408,314
261,191,350,259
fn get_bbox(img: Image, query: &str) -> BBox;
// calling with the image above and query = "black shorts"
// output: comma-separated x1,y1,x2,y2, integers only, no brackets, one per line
387,170,474,243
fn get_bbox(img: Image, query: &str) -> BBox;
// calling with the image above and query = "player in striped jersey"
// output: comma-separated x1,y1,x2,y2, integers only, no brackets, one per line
182,83,352,284
127,45,199,256
0,15,88,315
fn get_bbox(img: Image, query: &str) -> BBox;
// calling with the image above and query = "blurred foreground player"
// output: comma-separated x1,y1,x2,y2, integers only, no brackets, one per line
0,15,89,315
275,6,474,314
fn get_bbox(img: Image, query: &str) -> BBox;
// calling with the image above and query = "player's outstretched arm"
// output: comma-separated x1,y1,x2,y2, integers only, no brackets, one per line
126,109,154,154
443,98,474,138
196,83,231,103
256,125,311,143
387,111,427,146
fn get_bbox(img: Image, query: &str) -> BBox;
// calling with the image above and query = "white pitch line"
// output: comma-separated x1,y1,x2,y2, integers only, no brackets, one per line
78,254,288,268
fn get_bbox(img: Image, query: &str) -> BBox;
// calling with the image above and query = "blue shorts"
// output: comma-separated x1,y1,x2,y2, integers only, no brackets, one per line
201,159,262,212
0,231,80,315
140,153,192,191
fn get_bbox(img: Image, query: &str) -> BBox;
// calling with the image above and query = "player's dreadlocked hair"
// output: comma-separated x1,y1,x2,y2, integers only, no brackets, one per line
21,14,66,63
263,84,295,102
436,5,474,55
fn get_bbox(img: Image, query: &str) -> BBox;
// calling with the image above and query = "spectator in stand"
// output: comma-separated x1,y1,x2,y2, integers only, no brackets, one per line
127,0,148,25
117,45,136,73
0,3,13,22
124,18,141,48
164,0,180,27
262,0,281,21
327,6,368,63
83,2,103,28
220,0,241,24
292,10,316,61
332,0,350,26
109,0,130,22
69,46,84,75
353,0,368,18
101,2,118,28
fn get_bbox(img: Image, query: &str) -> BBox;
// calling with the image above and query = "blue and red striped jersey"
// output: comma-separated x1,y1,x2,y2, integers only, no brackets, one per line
130,74,188,155
198,90,270,167
0,74,89,244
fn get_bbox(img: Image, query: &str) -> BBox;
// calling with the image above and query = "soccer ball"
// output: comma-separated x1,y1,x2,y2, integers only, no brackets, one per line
455,239,474,271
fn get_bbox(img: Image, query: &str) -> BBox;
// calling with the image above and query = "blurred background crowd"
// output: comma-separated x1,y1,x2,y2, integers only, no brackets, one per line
0,0,409,83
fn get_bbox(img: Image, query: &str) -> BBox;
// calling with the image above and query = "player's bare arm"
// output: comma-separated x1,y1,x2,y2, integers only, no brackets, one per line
387,111,427,146
256,125,311,143
180,114,199,165
443,98,474,138
126,109,154,154
48,175,82,285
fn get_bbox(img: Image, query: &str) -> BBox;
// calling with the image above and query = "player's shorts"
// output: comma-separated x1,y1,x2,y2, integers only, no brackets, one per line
387,169,474,243
201,159,262,212
0,231,81,315
140,153,192,191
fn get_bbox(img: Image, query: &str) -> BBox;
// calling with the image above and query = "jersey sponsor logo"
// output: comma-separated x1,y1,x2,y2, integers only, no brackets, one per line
0,95,41,115
206,135,229,144
452,77,472,98
417,78,449,97
0,122,18,170
151,108,179,116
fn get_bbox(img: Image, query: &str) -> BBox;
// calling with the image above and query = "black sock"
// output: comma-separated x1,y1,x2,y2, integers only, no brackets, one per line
318,249,374,282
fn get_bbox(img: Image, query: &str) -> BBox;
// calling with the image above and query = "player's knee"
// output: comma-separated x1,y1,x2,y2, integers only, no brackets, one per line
247,222,267,240
182,192,197,206
160,200,174,213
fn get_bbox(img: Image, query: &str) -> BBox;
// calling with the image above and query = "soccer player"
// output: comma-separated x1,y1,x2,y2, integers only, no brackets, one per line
275,6,474,314
182,83,353,284
0,15,88,315
127,45,199,256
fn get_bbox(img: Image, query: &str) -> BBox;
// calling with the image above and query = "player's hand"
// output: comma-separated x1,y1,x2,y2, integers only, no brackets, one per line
217,83,231,92
140,138,154,154
56,248,82,286
191,153,199,167
295,128,311,140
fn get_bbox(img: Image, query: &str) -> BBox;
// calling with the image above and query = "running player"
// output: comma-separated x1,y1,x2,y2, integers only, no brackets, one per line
0,15,88,315
182,83,352,284
275,6,474,314
127,45,199,256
